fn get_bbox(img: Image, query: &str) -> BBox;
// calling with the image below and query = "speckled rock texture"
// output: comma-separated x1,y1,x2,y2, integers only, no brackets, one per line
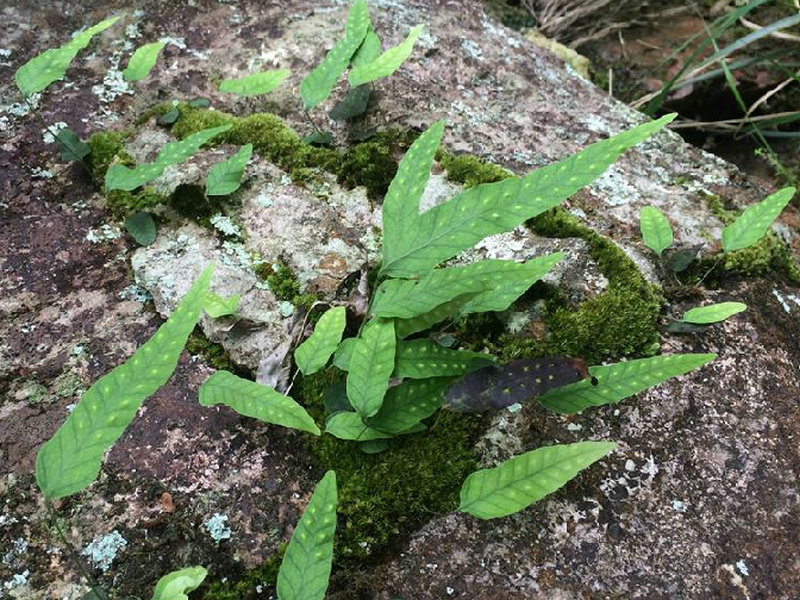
1,0,799,599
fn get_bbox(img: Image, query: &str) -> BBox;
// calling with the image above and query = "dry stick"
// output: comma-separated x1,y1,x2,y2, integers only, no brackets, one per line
698,255,723,285
45,500,107,600
303,107,324,138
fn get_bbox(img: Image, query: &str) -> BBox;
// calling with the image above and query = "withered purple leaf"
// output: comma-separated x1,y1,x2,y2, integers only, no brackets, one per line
442,357,592,413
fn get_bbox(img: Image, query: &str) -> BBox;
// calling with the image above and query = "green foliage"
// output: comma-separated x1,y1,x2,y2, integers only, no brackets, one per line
151,567,208,600
202,292,240,318
124,211,156,245
380,114,676,278
105,125,232,191
300,0,370,110
295,307,347,376
220,69,290,95
639,205,673,256
332,338,356,371
346,319,396,418
438,150,511,188
15,16,120,96
366,377,452,435
722,187,795,252
682,301,746,324
325,412,394,441
276,471,337,600
199,370,320,435
393,339,491,379
123,41,166,82
35,265,213,499
458,441,616,519
55,127,90,163
265,262,302,302
205,144,253,196
538,353,716,414
348,24,423,87
87,130,132,182
394,293,480,338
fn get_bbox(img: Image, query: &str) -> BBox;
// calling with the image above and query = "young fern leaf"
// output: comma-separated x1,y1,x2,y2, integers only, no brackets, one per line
346,318,396,418
205,144,253,196
366,377,453,434
55,127,90,162
639,206,673,256
202,291,240,318
458,441,617,519
537,353,716,414
352,28,382,66
124,211,157,246
381,120,444,265
394,339,493,379
151,566,208,600
199,371,320,435
15,16,121,97
106,125,232,191
276,471,337,600
295,307,347,376
348,24,423,87
330,28,382,121
332,337,357,371
325,412,393,441
300,0,370,110
682,302,746,324
721,187,795,252
123,41,166,82
35,265,214,499
219,69,290,95
380,114,676,278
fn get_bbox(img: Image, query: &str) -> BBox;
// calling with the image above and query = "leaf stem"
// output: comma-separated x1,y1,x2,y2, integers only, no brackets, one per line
303,107,324,137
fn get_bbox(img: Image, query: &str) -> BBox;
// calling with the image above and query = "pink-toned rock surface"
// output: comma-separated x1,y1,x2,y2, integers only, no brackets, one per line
1,1,799,599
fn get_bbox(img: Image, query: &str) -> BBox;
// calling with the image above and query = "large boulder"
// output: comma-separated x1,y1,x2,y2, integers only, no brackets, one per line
1,0,798,599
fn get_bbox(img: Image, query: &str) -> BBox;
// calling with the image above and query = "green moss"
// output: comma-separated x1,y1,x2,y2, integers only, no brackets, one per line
265,262,301,302
105,187,166,218
438,149,663,363
186,329,248,376
299,370,483,560
701,193,800,282
437,149,511,188
87,130,133,182
199,545,284,600
338,129,413,199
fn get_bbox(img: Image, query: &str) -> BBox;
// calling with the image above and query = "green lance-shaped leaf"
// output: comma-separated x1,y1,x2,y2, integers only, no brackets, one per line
460,253,564,314
55,127,90,162
366,377,453,434
15,16,121,97
394,339,493,379
372,256,563,319
682,302,746,324
300,0,370,110
538,353,716,414
346,318,396,418
381,120,444,265
295,307,347,376
639,205,673,256
332,337,357,371
199,370,320,435
329,27,381,121
202,291,240,318
205,144,253,196
124,211,157,246
380,114,676,278
277,471,337,600
395,292,480,338
35,265,214,499
151,566,208,600
458,441,617,519
722,187,795,252
325,412,393,441
123,40,166,82
219,68,290,96
352,28,382,66
106,125,232,191
348,24,424,87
